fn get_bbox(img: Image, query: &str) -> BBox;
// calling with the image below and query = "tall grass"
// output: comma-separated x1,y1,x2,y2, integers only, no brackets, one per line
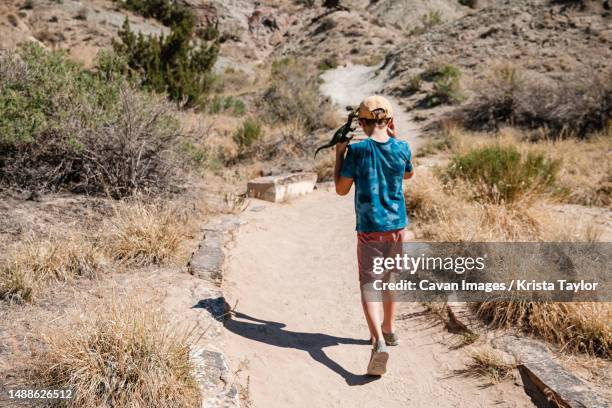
409,126,610,357
464,347,516,383
103,202,186,267
0,236,102,303
35,295,201,407
473,302,611,358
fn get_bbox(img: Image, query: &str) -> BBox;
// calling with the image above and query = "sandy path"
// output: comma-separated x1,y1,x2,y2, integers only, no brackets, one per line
222,190,533,407
220,65,535,407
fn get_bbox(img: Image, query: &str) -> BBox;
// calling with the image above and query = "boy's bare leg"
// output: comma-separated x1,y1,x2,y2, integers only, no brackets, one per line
382,290,396,334
361,298,384,345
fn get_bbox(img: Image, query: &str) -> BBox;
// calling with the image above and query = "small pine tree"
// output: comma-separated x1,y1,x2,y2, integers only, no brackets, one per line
112,17,219,107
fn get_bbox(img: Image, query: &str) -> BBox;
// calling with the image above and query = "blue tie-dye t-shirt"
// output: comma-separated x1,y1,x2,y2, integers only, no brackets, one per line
340,137,413,232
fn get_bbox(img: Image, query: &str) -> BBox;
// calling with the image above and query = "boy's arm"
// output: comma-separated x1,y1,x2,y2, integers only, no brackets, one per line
334,142,354,196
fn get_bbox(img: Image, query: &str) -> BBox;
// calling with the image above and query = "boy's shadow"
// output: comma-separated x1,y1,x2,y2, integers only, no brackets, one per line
196,300,377,386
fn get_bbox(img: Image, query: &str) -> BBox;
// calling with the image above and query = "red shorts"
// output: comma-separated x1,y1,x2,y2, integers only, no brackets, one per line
357,228,406,285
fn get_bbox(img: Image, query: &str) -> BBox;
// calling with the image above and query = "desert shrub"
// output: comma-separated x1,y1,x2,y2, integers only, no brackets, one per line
318,56,338,71
36,295,200,407
103,202,186,266
421,10,443,29
458,0,478,8
461,65,611,137
111,17,219,107
444,145,559,203
208,95,245,115
404,74,423,95
262,58,332,131
420,64,463,106
234,118,263,147
0,44,182,197
0,236,102,303
113,0,191,27
474,302,611,357
294,0,316,7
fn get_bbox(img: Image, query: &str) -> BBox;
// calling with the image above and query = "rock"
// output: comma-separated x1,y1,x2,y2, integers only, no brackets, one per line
187,217,244,285
247,172,318,203
190,348,240,408
493,336,609,408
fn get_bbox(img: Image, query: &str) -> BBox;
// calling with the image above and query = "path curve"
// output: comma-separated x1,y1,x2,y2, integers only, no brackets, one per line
319,63,423,150
220,65,534,408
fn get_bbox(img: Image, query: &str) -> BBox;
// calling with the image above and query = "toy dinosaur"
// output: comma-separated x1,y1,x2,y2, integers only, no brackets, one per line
314,110,358,158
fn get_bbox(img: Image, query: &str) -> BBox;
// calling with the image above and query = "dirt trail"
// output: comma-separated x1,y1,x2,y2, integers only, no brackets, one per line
221,65,534,407
320,63,424,149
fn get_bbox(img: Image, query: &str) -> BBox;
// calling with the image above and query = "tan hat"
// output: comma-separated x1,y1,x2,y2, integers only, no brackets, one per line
358,95,393,120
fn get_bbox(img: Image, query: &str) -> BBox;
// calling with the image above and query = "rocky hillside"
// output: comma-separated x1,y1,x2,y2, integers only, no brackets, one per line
383,0,611,94
0,0,168,66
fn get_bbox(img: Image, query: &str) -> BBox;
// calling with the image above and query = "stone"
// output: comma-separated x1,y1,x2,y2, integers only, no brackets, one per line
247,172,318,203
187,217,244,286
493,336,609,408
190,348,240,408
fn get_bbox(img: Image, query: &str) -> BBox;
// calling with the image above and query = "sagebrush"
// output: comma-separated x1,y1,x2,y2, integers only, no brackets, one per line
460,64,611,137
443,144,559,203
0,44,183,197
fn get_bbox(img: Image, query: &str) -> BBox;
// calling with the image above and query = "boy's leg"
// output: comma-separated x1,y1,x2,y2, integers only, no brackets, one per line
361,294,384,344
382,229,404,338
381,291,396,334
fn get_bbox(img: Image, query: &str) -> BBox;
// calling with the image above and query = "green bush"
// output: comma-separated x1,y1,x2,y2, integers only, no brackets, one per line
318,56,338,71
262,58,331,131
444,145,560,203
422,64,463,106
113,0,191,27
208,95,245,115
421,10,442,29
0,44,182,197
111,16,219,107
458,0,478,8
403,74,423,95
234,119,263,147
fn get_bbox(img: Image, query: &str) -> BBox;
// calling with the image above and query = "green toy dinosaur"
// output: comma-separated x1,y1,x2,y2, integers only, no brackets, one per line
314,110,358,158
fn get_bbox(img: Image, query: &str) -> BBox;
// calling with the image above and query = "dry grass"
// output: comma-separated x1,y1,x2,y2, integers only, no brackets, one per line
405,170,566,241
0,235,102,303
464,347,516,383
410,127,610,358
545,129,612,207
314,150,335,182
103,202,188,267
33,294,201,407
474,302,611,358
418,124,611,208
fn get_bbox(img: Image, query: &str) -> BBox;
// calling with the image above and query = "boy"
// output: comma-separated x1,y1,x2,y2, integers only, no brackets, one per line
334,95,413,376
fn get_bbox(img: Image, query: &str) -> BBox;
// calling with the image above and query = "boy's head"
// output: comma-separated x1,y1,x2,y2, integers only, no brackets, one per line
357,95,393,136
